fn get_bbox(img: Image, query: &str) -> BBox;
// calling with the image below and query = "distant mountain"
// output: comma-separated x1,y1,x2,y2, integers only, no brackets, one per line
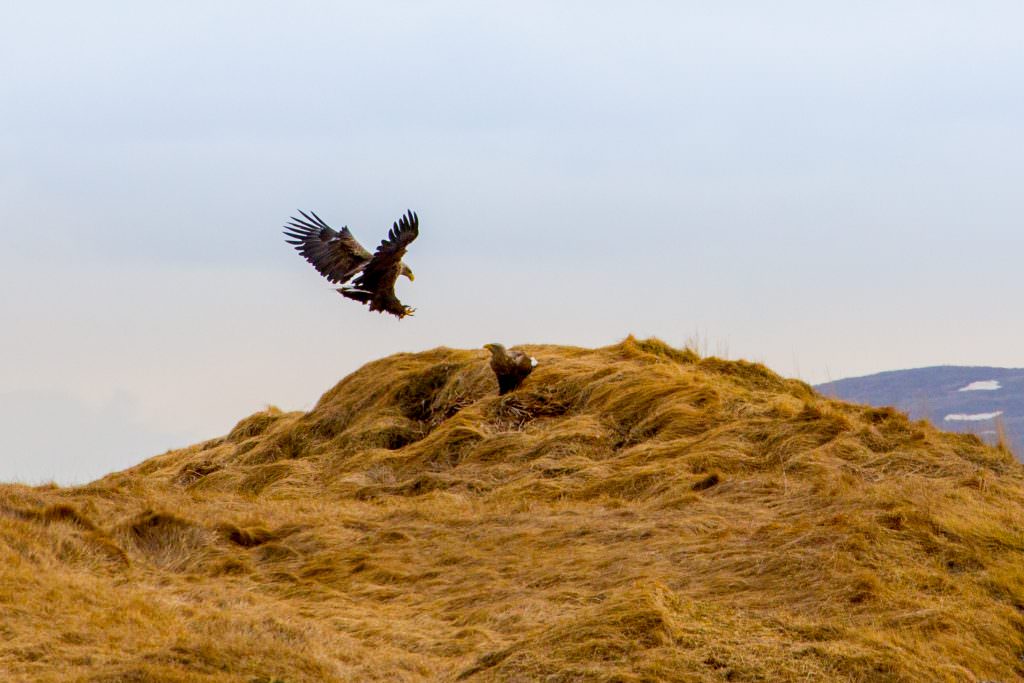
816,366,1024,456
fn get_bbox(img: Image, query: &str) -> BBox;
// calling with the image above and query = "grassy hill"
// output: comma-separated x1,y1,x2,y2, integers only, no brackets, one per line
3,338,1024,682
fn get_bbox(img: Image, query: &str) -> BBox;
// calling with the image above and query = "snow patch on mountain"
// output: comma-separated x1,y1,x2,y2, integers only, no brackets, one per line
958,380,1001,392
945,411,1003,422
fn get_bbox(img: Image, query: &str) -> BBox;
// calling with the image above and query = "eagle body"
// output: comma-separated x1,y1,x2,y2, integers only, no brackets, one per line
337,261,409,317
485,343,538,395
284,210,419,318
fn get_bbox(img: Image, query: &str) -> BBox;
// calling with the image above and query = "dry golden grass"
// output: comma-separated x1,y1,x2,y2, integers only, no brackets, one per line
3,337,1024,681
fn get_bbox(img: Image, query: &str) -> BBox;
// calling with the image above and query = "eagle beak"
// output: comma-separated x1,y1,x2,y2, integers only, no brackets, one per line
405,271,415,282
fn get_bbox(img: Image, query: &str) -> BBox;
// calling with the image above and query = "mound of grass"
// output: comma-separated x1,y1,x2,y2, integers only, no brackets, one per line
2,337,1024,681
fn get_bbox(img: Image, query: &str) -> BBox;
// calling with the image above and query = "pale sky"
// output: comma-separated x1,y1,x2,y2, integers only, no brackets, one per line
2,2,1022,484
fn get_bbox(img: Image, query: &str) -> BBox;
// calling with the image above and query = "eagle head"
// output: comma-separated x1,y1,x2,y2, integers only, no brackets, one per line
400,264,415,281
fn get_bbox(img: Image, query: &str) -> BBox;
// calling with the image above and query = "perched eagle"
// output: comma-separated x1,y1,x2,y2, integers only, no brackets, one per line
284,209,419,318
484,343,538,395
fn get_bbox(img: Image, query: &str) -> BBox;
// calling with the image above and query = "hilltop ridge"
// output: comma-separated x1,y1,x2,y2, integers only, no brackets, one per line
3,338,1024,681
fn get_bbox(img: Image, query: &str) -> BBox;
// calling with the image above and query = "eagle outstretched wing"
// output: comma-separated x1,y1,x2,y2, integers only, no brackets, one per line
349,210,419,294
283,210,372,284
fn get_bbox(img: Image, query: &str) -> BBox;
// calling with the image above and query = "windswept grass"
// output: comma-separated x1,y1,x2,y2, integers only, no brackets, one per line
3,337,1024,681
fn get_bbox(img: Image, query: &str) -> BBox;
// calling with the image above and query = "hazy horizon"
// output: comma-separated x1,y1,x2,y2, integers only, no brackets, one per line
2,2,1022,484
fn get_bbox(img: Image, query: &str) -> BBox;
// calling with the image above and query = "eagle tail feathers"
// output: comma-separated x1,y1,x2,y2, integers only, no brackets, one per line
337,287,372,303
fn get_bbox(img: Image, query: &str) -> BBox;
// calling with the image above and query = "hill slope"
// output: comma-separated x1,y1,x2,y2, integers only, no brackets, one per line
3,338,1024,682
816,366,1024,456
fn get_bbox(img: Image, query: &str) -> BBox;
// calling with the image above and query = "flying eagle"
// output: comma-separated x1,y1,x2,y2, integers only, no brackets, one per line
284,209,419,318
484,344,538,395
